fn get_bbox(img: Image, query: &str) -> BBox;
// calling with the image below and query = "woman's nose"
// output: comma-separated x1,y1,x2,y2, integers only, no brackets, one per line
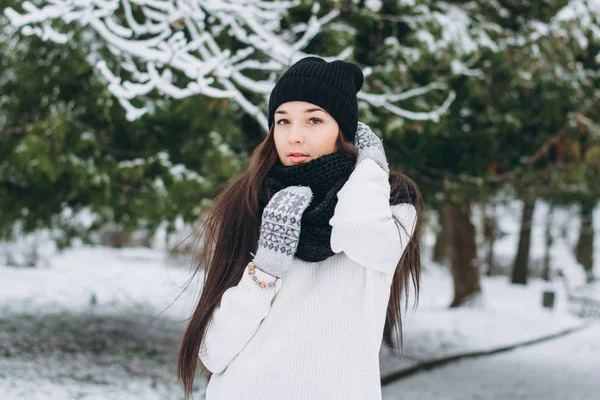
288,124,304,143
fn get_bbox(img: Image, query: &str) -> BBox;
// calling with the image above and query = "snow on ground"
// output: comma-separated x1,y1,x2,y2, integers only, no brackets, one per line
0,247,202,399
0,200,598,399
380,264,585,377
382,322,600,400
0,246,198,318
0,311,188,400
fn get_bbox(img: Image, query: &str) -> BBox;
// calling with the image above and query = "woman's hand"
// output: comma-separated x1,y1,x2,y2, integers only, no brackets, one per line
252,186,313,278
354,121,389,175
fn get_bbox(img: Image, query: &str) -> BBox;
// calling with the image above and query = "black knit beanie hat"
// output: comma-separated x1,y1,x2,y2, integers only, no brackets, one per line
267,56,364,142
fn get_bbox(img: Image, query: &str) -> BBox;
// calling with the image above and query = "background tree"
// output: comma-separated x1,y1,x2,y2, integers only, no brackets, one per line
0,15,246,248
2,0,599,300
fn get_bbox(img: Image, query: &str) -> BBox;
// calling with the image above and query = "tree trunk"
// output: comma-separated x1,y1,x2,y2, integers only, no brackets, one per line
433,210,447,264
443,201,481,307
511,198,536,285
575,202,595,283
483,204,497,276
542,204,554,281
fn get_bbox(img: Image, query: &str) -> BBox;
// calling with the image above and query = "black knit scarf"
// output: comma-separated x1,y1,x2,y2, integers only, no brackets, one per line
258,152,355,262
258,152,417,263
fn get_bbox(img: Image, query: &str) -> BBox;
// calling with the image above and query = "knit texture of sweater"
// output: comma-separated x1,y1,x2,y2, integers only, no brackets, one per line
199,159,418,400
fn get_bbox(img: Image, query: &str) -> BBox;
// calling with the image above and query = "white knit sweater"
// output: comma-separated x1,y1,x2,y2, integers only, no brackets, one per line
199,159,418,400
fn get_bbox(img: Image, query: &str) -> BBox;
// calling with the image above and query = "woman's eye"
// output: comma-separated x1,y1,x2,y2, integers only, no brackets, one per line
309,118,322,125
276,119,288,125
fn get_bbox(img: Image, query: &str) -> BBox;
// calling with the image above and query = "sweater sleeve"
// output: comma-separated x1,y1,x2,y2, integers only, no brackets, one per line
329,159,417,275
199,263,280,374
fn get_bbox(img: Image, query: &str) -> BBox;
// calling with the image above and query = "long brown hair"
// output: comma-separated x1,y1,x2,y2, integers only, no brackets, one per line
177,126,423,399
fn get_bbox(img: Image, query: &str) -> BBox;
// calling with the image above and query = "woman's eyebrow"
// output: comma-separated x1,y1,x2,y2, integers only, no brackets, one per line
275,108,326,114
304,108,326,113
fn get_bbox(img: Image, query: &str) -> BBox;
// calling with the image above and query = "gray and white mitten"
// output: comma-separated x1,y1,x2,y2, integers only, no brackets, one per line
355,121,390,175
253,186,313,278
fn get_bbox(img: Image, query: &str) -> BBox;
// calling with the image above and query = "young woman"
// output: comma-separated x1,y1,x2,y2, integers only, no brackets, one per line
178,57,423,399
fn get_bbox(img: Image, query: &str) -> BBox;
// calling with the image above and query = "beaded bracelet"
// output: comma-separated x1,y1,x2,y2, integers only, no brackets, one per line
247,261,277,289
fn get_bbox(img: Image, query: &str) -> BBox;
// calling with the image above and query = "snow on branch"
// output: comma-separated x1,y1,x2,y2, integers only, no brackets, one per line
4,0,458,128
552,0,600,61
504,0,600,61
359,82,456,122
4,0,338,125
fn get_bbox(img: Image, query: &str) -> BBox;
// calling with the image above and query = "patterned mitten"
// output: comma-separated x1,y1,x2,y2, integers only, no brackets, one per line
252,186,313,278
355,121,389,175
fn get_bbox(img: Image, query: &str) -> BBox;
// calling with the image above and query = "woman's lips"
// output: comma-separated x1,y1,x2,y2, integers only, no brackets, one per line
289,155,309,164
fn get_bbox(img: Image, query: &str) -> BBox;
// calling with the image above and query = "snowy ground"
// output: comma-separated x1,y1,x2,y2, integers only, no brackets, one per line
0,200,598,399
0,247,196,400
382,322,600,400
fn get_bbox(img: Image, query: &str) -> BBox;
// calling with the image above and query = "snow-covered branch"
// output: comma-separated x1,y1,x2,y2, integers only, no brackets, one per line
359,82,456,122
4,0,462,127
4,0,344,125
504,0,600,61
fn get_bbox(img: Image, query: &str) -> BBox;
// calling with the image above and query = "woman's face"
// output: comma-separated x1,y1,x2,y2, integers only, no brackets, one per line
273,101,339,166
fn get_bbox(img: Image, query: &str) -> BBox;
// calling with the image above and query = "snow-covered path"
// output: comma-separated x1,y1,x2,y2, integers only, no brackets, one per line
382,322,600,400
